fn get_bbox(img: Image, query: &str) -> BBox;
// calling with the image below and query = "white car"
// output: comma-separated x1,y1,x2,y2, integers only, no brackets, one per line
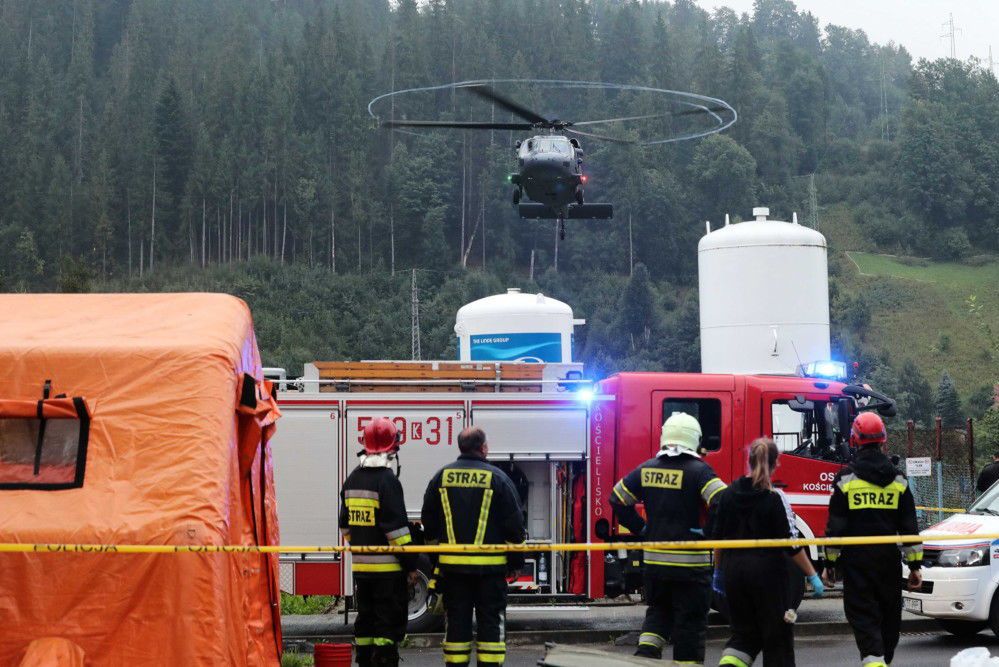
902,487,999,637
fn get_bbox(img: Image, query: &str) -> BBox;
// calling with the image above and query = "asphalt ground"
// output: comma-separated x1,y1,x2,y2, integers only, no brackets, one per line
283,594,934,643
283,594,972,666
382,631,999,666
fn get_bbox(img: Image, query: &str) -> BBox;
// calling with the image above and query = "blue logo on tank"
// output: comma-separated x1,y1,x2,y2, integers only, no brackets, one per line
470,333,562,363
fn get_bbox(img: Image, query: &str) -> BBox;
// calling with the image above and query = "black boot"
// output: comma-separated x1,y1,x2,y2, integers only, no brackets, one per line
634,645,662,660
372,643,400,667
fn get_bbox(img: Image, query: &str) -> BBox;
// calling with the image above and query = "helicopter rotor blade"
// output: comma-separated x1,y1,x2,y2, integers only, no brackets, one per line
572,106,731,126
676,105,730,116
565,128,640,145
572,112,675,126
665,105,730,120
382,120,534,130
460,85,550,125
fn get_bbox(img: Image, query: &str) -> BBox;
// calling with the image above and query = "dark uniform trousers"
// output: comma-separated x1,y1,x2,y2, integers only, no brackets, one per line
637,574,710,663
720,554,795,667
825,450,921,667
354,575,409,667
422,456,527,666
441,572,508,664
340,463,417,667
611,454,726,665
841,549,903,666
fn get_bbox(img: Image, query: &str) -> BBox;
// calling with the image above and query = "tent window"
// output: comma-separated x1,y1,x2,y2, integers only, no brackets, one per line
0,398,90,490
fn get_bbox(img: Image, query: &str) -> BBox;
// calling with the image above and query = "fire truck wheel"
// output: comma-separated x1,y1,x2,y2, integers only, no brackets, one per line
407,557,444,634
939,619,987,637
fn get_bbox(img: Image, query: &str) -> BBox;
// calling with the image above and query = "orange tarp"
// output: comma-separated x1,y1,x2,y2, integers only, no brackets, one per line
0,293,282,666
18,638,85,667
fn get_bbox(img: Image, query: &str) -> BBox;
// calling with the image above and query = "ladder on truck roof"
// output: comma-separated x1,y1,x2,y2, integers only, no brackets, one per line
289,360,589,394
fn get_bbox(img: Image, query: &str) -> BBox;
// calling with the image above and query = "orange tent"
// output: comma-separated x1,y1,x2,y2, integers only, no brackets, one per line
0,293,282,666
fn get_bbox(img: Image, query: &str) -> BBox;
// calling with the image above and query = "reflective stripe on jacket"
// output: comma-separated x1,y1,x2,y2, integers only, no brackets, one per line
339,465,418,577
421,454,527,574
825,448,922,567
610,454,725,580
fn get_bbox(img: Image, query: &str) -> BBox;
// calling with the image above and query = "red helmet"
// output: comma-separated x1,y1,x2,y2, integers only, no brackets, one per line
363,417,400,455
850,412,887,448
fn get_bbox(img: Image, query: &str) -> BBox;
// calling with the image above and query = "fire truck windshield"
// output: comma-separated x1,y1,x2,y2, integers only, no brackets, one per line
771,399,850,462
662,398,722,452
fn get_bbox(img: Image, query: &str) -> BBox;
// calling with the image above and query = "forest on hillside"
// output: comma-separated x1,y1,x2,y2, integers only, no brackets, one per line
1,0,997,428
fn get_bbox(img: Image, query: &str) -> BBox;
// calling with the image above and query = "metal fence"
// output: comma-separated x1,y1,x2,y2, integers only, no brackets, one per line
886,418,977,530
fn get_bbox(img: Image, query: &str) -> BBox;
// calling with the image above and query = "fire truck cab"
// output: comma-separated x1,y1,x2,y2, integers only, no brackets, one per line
269,361,894,631
591,371,896,598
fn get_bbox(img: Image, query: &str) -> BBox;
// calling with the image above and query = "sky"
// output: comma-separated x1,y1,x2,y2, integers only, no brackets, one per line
693,0,998,65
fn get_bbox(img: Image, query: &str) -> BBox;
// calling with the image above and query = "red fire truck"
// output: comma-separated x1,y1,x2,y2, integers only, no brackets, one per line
269,361,895,630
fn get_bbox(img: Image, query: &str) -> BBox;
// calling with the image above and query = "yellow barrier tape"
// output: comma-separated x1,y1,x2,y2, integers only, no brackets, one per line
916,506,967,513
1,531,996,555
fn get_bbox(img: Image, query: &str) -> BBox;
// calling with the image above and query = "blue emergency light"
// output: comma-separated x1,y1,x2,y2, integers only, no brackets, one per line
800,360,848,381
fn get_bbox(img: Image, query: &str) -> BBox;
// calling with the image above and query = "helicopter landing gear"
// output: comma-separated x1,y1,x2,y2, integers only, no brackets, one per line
512,187,522,205
575,189,584,206
557,216,566,241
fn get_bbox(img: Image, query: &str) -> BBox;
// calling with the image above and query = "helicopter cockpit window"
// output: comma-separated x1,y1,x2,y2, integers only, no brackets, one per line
532,138,572,155
770,399,849,462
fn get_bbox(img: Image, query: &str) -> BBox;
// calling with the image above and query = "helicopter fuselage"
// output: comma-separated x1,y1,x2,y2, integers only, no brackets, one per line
511,134,585,213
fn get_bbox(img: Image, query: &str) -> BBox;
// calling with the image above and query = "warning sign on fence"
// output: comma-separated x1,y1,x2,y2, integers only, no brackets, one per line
906,456,932,477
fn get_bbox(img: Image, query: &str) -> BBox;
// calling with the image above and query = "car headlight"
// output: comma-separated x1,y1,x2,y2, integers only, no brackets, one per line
937,548,990,567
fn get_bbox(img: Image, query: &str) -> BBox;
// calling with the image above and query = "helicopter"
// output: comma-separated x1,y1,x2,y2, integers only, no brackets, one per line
381,84,726,239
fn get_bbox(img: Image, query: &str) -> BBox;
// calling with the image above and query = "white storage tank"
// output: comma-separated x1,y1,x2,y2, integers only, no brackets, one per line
698,207,830,375
455,289,580,363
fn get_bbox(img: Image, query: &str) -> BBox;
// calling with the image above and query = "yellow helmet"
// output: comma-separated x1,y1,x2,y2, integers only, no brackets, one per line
660,412,702,457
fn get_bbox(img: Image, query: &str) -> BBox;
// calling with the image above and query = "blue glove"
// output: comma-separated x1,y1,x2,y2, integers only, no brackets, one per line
807,573,824,598
712,568,725,596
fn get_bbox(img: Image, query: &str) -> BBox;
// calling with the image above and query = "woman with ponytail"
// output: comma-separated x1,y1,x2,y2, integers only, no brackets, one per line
707,439,823,666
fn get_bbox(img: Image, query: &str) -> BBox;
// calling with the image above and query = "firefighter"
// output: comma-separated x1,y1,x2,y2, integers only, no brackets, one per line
823,412,922,667
610,411,727,665
976,449,999,494
421,427,526,666
340,418,419,667
708,438,824,667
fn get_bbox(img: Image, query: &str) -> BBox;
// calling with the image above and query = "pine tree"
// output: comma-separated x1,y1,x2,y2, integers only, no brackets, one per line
691,135,757,221
90,149,115,276
154,78,192,257
936,371,964,428
980,407,999,457
648,11,676,89
0,228,44,291
897,359,934,427
616,263,656,350
600,1,645,85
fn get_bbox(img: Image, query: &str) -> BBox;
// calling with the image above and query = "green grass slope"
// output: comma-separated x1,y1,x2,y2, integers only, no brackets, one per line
840,250,998,396
816,203,997,398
